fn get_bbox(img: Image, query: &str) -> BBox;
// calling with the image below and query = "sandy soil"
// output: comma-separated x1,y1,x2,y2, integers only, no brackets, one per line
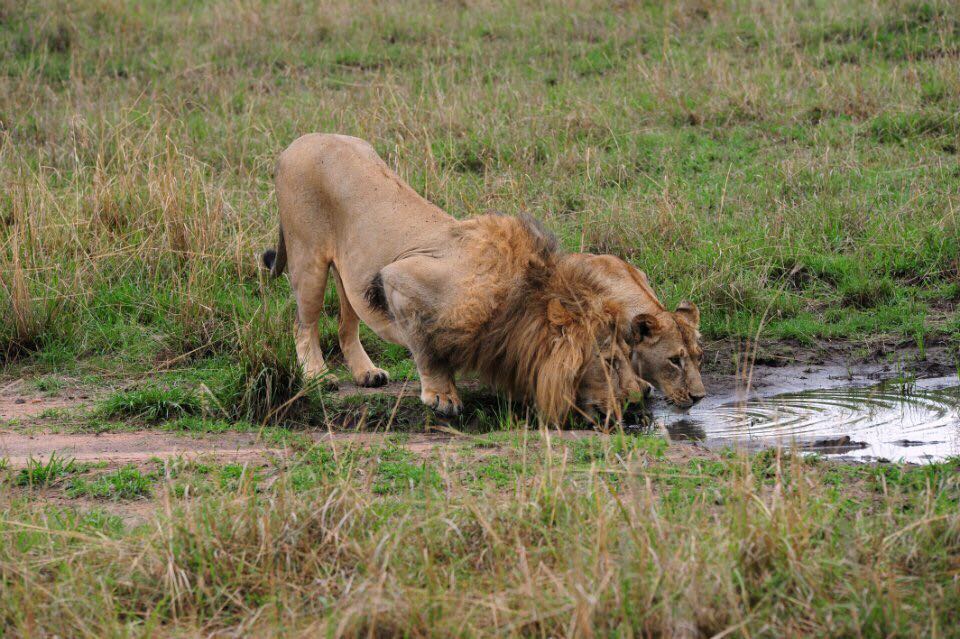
0,378,94,421
0,430,282,465
0,427,719,469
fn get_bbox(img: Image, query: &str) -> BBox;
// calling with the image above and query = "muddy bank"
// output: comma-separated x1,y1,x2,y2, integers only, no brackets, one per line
1,340,956,464
700,341,957,397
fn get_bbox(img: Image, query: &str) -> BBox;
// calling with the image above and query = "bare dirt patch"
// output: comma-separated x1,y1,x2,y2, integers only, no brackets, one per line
0,430,279,466
0,428,717,468
0,379,92,421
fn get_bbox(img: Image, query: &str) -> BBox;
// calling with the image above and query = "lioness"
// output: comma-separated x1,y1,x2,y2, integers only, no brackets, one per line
262,134,647,422
571,254,706,408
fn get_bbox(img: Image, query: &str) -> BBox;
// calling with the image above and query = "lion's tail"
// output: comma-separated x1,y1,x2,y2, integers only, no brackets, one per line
261,224,287,278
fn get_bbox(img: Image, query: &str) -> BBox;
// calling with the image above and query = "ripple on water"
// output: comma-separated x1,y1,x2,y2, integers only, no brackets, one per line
656,377,960,463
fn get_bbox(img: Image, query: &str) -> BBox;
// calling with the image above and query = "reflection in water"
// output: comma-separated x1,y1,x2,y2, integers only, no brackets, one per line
665,419,706,441
654,377,960,463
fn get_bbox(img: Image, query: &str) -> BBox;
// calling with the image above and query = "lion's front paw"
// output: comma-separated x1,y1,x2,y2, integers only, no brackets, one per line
355,367,390,388
421,390,463,418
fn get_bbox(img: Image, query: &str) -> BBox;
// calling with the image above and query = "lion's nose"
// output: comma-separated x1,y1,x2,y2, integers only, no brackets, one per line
688,391,705,406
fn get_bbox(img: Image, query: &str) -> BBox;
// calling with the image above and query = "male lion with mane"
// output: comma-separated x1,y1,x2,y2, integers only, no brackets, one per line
262,134,648,423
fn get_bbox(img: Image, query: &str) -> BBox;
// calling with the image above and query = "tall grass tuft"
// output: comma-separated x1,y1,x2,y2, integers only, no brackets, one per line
1,197,57,363
233,295,315,423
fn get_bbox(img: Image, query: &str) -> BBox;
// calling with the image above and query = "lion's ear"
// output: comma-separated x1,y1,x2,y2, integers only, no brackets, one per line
547,298,574,327
675,301,700,329
631,313,660,342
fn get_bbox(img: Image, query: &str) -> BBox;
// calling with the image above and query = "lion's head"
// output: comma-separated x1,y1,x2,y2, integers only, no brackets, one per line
531,297,649,423
629,302,705,409
574,331,652,423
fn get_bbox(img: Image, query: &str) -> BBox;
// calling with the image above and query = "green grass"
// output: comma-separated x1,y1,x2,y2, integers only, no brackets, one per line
1,435,959,635
217,463,261,492
31,375,65,393
1,1,959,633
1,0,958,395
66,466,152,500
14,454,79,488
567,432,668,464
462,455,524,489
373,458,443,495
97,385,202,422
159,416,254,433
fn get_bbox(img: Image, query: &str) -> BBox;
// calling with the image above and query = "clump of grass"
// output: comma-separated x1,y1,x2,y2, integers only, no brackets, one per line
870,110,960,144
462,455,523,488
286,443,364,491
160,416,252,433
231,299,315,423
31,375,65,393
217,463,260,492
373,459,443,495
98,385,201,422
67,466,152,500
14,453,78,488
567,432,668,464
0,222,57,364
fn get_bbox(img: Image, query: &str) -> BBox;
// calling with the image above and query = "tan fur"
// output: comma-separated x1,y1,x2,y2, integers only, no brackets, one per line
571,254,706,408
264,134,645,422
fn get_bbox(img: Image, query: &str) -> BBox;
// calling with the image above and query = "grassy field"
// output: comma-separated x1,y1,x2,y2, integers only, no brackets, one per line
3,0,960,376
2,428,960,636
2,0,960,635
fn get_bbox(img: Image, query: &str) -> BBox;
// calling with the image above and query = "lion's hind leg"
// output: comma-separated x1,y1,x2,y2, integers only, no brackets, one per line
290,260,337,388
331,267,389,388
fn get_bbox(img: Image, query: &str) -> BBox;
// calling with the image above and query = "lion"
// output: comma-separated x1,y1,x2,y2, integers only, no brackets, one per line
261,134,647,423
570,254,706,409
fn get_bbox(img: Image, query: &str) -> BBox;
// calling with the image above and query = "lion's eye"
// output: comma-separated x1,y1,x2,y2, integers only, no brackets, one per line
669,356,682,368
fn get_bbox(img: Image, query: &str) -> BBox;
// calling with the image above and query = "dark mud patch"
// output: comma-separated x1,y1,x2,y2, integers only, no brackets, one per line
700,341,957,397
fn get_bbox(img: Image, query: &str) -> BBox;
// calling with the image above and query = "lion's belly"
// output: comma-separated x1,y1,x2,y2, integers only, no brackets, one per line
365,318,407,348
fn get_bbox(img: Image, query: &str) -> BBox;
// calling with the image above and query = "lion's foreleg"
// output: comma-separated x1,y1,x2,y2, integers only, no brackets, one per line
414,355,463,418
378,258,463,417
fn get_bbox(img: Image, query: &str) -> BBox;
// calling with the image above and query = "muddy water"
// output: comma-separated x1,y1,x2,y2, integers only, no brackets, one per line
653,376,960,463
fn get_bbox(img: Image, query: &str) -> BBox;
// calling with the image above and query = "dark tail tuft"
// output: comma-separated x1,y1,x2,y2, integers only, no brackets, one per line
261,224,287,278
262,249,277,271
364,272,392,319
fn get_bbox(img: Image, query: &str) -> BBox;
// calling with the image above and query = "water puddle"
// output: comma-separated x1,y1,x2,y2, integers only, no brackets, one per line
654,376,960,463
